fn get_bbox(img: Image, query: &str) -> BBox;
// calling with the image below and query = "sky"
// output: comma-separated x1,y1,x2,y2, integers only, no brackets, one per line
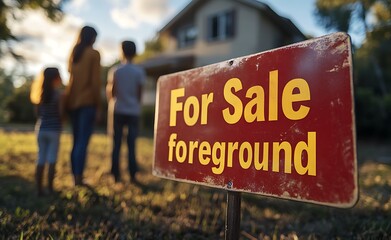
3,0,337,86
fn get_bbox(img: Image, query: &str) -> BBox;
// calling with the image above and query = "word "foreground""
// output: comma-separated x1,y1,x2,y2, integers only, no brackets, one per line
167,70,316,176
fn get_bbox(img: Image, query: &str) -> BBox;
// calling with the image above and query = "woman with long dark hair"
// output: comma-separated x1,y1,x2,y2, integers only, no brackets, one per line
31,67,63,196
65,25,101,186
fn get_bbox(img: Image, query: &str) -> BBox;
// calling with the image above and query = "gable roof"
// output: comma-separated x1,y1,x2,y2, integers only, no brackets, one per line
160,0,306,39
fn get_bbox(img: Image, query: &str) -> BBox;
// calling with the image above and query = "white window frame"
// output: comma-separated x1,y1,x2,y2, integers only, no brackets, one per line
207,10,235,41
177,25,197,49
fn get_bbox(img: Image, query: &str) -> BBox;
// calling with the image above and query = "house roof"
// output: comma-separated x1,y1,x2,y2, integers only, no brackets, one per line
160,0,306,39
140,54,195,77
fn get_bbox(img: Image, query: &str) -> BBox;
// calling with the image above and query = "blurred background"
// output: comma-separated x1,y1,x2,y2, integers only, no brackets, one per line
1,0,390,139
0,0,390,239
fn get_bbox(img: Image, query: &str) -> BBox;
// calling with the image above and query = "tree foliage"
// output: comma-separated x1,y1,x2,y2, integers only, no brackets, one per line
4,79,35,123
0,69,14,122
0,0,67,59
0,0,66,41
0,0,67,123
0,70,35,123
134,36,163,63
315,0,391,138
315,0,391,33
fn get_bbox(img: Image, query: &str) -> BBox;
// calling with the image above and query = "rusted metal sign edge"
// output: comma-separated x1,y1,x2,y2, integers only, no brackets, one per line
153,32,358,208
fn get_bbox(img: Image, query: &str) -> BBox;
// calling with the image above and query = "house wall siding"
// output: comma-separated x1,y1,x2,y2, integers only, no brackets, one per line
194,0,284,66
141,0,304,106
160,0,286,68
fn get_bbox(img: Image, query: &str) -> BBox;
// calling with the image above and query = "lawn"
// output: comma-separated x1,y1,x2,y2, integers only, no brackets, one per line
0,129,390,239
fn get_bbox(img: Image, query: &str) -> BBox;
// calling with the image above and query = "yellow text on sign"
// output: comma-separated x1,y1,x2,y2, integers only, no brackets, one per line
169,70,311,127
169,89,214,126
167,131,317,176
222,70,311,124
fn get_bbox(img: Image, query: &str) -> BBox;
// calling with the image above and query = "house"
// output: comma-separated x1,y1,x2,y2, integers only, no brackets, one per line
140,0,306,105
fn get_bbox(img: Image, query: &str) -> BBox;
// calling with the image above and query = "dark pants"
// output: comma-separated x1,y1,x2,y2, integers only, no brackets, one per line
70,106,96,176
111,113,139,179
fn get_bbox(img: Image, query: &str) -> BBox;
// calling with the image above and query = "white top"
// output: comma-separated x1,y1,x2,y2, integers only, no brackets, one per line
108,63,145,116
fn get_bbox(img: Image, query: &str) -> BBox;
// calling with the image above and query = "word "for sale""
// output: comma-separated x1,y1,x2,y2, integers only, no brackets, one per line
167,69,316,176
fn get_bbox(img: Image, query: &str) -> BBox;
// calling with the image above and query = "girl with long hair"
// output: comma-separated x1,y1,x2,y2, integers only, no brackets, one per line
31,67,63,196
65,25,101,186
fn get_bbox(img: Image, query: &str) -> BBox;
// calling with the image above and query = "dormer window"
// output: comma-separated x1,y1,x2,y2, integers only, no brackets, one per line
178,25,197,49
207,10,236,41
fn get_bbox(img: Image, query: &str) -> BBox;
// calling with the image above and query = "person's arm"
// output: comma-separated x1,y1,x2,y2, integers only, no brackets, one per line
92,50,102,109
59,91,66,123
137,84,142,104
68,50,74,73
91,50,102,123
33,105,38,118
138,68,146,104
106,68,115,101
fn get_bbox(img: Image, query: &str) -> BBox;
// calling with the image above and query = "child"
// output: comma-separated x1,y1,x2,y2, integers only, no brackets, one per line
30,67,63,196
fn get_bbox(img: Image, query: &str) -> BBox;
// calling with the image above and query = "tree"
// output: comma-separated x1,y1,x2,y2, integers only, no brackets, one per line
0,69,14,122
4,78,35,123
0,0,67,55
315,0,391,34
315,0,391,137
134,36,163,63
0,0,67,124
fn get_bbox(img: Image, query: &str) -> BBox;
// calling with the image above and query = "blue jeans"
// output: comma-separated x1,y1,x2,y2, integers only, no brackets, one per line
37,131,60,165
111,113,139,179
70,106,96,175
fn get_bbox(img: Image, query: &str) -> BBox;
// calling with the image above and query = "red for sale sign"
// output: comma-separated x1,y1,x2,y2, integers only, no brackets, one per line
153,32,358,208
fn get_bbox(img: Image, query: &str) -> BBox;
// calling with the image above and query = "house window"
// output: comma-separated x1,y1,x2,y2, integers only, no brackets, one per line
178,25,197,48
207,10,235,41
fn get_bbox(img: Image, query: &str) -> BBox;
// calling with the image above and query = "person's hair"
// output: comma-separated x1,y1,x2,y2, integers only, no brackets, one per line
41,67,60,104
71,26,98,64
121,40,136,59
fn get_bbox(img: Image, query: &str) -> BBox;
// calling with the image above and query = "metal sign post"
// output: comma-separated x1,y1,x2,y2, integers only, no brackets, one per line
225,190,242,240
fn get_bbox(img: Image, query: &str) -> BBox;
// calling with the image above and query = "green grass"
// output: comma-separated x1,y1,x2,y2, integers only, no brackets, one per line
0,130,390,239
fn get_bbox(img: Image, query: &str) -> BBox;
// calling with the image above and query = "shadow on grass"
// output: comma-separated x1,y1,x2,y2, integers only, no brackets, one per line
239,183,391,239
0,174,224,239
0,175,123,238
1,130,390,239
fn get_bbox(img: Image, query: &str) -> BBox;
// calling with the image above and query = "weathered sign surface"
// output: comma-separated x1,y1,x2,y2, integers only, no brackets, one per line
153,32,357,208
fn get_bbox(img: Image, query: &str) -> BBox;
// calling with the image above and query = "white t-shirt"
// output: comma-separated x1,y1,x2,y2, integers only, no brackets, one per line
109,63,145,116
